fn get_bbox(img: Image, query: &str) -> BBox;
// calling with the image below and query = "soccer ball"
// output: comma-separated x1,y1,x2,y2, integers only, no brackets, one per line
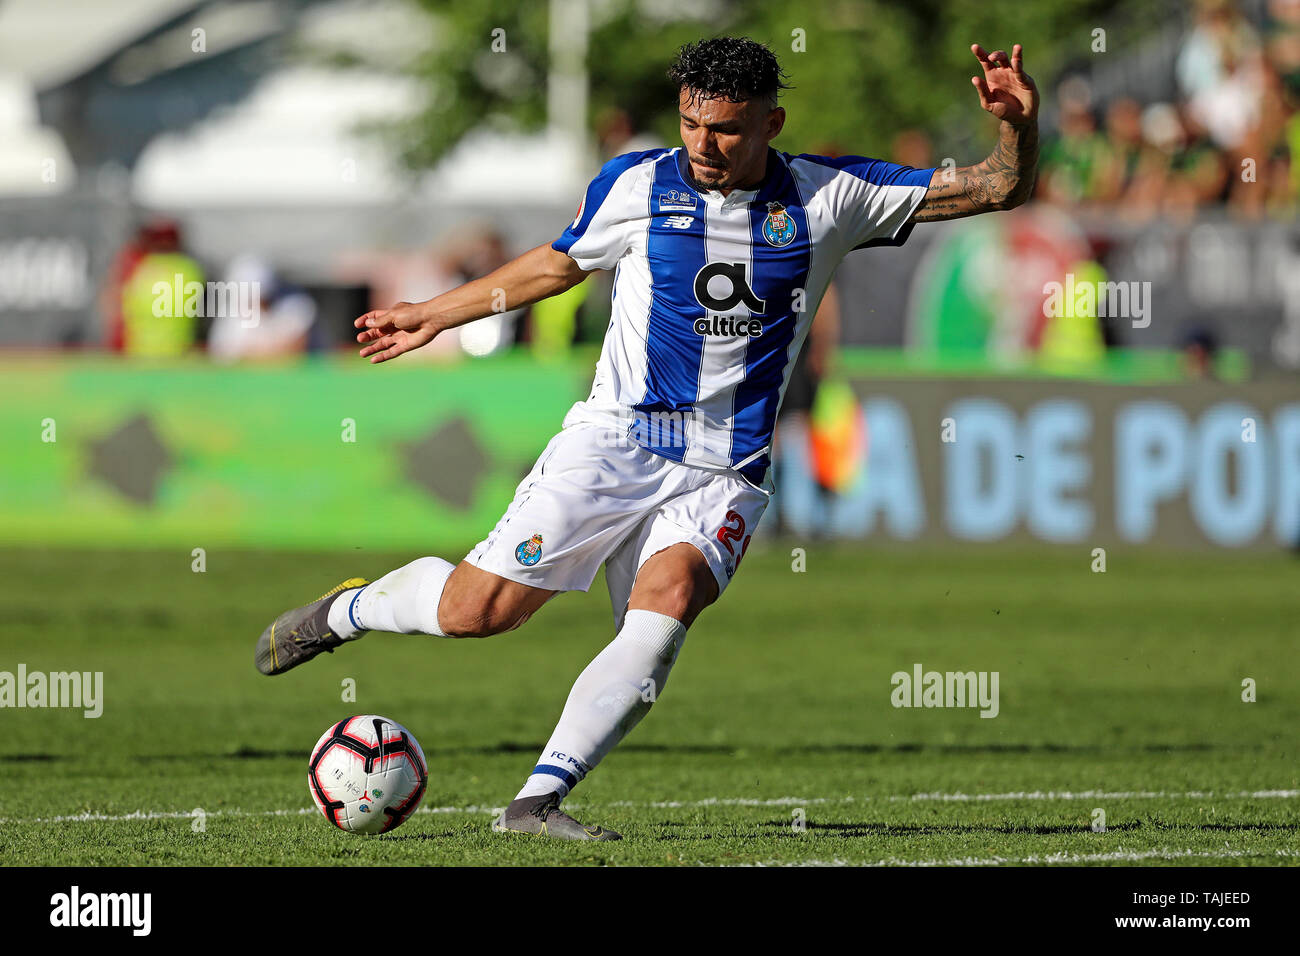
308,715,428,834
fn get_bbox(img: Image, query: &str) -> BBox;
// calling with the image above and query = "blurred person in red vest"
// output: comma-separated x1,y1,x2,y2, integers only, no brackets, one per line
102,218,205,357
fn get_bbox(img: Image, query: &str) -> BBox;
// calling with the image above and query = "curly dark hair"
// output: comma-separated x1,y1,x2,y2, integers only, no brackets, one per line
667,37,790,108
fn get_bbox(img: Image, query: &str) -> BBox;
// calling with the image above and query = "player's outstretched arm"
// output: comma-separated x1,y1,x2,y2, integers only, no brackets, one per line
354,243,589,364
912,43,1039,223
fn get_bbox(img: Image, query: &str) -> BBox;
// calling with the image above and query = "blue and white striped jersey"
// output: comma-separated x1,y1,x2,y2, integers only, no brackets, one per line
553,146,934,485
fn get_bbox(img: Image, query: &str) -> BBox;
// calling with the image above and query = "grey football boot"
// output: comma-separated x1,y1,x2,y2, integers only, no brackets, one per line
492,793,623,841
255,577,369,676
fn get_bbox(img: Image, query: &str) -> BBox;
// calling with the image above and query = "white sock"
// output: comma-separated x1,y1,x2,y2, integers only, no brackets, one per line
326,556,454,639
515,609,687,801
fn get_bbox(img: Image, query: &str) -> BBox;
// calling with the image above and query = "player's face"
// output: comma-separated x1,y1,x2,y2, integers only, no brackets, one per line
678,90,785,193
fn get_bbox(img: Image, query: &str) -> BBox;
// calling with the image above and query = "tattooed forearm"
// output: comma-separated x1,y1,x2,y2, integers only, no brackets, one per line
911,120,1039,222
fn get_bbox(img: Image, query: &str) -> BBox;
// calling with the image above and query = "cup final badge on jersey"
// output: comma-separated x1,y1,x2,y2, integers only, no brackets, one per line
657,188,698,213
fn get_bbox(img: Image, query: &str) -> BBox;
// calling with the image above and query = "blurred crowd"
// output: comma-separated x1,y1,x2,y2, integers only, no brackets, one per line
97,0,1299,364
100,218,320,361
1037,0,1300,219
95,109,667,362
98,215,615,363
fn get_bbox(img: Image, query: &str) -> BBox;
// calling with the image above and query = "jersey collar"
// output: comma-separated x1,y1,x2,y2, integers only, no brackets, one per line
674,147,779,207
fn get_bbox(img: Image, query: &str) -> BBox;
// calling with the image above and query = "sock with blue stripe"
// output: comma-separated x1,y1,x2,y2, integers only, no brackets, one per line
326,556,453,639
514,609,687,801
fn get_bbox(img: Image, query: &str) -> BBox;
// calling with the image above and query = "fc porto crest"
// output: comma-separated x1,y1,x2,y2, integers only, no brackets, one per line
762,201,796,247
515,533,544,566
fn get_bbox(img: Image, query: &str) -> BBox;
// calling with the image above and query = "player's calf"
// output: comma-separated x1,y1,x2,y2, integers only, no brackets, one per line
436,563,553,638
254,558,554,676
626,542,719,628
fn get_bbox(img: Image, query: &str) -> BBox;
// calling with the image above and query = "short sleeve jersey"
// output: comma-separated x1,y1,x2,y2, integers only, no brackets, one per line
553,146,934,484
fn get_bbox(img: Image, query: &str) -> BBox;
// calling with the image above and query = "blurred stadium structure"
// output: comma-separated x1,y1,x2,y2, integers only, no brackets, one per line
1,0,1298,550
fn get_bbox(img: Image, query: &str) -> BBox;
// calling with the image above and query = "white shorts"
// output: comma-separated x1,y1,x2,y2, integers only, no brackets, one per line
465,421,771,627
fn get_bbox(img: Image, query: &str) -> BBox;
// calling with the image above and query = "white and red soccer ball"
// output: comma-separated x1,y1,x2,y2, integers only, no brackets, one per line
308,715,428,834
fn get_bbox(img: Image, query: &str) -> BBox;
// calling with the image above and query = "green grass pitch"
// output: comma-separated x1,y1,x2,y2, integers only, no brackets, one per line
0,542,1296,866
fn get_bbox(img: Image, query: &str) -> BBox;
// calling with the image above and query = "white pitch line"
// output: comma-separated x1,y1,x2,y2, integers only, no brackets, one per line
746,847,1300,867
1,789,1296,826
0,804,506,825
604,789,1300,808
899,789,1300,802
602,796,843,809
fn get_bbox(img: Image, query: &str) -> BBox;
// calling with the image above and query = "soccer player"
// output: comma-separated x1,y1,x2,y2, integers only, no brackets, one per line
255,36,1039,839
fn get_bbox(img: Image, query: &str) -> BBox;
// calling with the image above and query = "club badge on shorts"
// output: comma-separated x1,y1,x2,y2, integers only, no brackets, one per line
515,533,544,566
762,201,796,247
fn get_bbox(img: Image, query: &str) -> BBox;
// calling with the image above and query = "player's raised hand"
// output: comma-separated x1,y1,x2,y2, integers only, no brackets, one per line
970,43,1038,126
354,302,439,364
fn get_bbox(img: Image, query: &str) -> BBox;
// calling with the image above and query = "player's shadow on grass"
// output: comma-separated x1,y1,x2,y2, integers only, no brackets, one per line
379,831,461,842
406,741,1222,757
554,741,1220,757
0,753,61,762
609,820,1144,840
20,739,1229,764
1149,821,1300,832
746,820,1300,838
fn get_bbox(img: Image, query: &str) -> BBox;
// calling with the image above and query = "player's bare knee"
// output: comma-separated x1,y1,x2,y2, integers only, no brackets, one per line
436,604,482,638
480,595,530,636
632,571,713,626
437,591,497,638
